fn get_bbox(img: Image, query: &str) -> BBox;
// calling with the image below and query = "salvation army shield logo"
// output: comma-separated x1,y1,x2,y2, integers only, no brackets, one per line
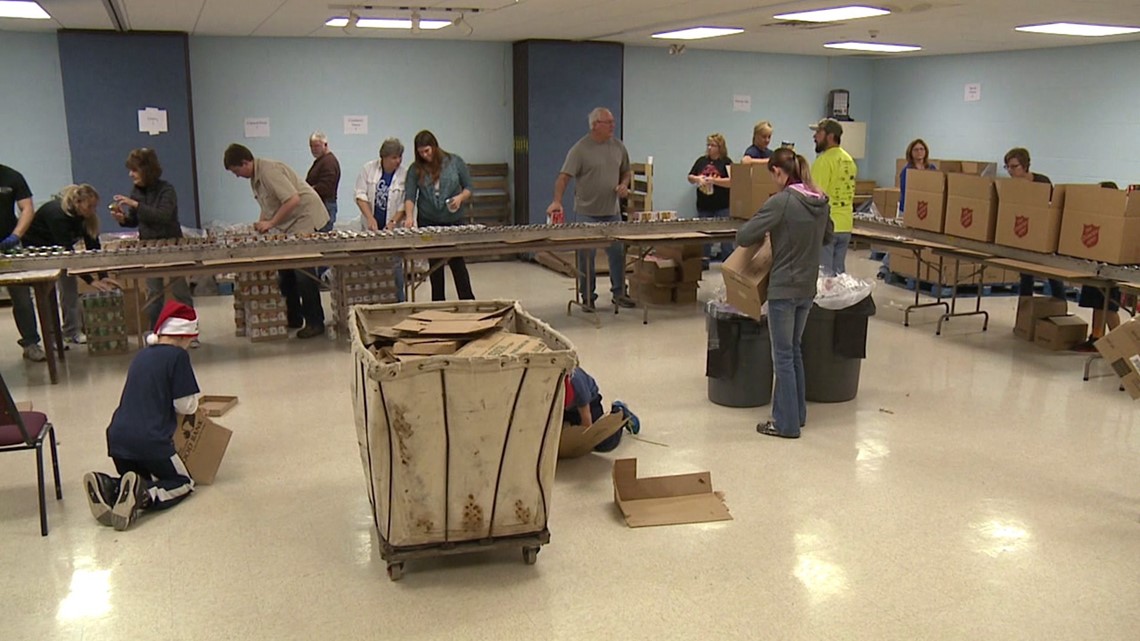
917,201,928,220
1082,224,1100,248
1014,215,1030,238
960,207,973,229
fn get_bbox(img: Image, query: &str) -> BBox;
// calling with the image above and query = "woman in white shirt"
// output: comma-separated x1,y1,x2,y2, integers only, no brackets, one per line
354,138,410,300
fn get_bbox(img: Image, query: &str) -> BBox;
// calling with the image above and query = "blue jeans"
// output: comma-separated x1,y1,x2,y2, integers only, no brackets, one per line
820,232,851,275
7,285,40,346
573,213,625,303
767,297,813,437
1019,274,1067,300
394,259,406,303
319,201,337,232
700,208,733,261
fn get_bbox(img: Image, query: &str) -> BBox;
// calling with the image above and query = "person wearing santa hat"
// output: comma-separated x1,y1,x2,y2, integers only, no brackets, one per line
83,301,201,531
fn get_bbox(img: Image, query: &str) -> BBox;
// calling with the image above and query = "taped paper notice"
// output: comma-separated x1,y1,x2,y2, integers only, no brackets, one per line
964,83,982,102
344,115,368,135
733,94,752,112
244,118,271,138
137,107,168,136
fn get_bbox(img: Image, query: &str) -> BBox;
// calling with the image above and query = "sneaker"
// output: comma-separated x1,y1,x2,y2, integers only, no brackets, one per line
111,471,149,531
1073,338,1098,353
612,400,640,434
83,472,118,526
65,333,88,345
756,421,799,439
190,338,201,349
296,325,325,339
580,303,597,314
612,294,637,309
22,343,46,362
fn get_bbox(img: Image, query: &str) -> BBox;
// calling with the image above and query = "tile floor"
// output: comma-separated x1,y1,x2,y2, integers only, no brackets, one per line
1,253,1139,640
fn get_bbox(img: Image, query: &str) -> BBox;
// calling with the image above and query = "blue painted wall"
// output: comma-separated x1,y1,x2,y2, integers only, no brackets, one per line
188,36,514,226
0,32,72,206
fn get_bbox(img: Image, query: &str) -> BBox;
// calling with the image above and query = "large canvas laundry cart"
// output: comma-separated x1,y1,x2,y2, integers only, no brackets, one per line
350,300,576,580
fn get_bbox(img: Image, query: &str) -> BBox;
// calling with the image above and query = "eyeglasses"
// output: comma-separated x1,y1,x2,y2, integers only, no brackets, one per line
1004,163,1022,171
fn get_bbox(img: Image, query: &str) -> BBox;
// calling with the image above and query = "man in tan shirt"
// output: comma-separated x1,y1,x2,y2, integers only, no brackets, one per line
224,143,329,338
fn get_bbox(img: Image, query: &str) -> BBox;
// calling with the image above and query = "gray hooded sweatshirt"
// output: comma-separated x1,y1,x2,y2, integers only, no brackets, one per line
735,184,833,300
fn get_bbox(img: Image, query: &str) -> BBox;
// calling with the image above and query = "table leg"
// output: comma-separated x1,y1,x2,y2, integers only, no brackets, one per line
32,282,61,385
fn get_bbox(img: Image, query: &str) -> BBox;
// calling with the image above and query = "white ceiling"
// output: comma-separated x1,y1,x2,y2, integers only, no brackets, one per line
4,0,1139,57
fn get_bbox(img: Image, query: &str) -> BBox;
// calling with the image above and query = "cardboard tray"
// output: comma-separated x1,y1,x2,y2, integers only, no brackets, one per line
613,458,732,527
199,395,238,417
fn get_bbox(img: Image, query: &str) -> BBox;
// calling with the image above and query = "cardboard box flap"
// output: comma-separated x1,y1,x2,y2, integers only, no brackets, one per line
996,178,1054,206
174,411,233,485
455,331,549,358
391,317,502,336
612,458,732,528
1064,184,1140,218
392,339,462,356
1043,314,1087,329
946,173,995,200
908,169,947,194
558,412,627,459
721,240,773,321
408,308,511,322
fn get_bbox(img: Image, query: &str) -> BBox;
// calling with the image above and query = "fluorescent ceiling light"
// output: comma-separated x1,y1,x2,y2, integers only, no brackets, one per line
774,5,889,23
324,16,450,30
0,1,51,19
825,41,921,53
1015,22,1140,37
651,27,744,40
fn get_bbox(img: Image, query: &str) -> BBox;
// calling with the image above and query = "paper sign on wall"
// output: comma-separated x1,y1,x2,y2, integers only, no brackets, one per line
733,94,752,112
244,118,271,138
137,107,168,136
964,83,982,102
343,115,368,135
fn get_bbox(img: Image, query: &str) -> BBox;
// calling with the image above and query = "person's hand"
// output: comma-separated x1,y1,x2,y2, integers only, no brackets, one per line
0,233,20,251
254,220,273,233
403,216,416,229
546,201,563,216
91,278,115,292
365,217,379,232
113,194,138,209
615,184,630,198
111,209,127,224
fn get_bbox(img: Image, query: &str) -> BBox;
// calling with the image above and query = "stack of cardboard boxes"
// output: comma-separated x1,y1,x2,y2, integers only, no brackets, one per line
631,245,702,305
329,259,401,336
1014,296,1087,351
81,291,130,355
234,270,288,342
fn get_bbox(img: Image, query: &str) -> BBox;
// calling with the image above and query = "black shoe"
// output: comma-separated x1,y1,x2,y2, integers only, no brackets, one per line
296,325,326,339
580,303,597,314
756,421,799,439
83,471,118,527
287,320,304,329
613,294,637,309
111,471,149,531
1072,338,1098,353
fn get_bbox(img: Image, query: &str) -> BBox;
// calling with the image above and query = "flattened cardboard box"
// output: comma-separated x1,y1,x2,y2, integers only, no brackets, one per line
175,411,233,485
1095,320,1140,399
721,240,773,321
613,458,732,528
559,412,626,459
1034,315,1087,351
455,331,548,358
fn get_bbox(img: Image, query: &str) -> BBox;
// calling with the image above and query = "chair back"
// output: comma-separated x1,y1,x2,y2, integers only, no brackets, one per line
0,370,33,446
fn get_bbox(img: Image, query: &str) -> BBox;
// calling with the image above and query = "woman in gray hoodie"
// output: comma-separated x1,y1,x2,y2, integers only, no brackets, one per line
736,147,832,439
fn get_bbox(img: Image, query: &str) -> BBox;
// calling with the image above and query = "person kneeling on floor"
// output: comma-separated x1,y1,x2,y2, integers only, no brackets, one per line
83,301,201,531
563,367,638,453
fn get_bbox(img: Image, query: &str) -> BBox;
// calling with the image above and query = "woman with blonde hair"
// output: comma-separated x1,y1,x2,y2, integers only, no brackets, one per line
688,132,734,261
23,184,116,344
742,120,774,164
736,148,833,440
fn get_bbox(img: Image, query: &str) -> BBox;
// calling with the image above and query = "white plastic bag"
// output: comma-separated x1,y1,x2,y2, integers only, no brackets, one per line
815,270,874,310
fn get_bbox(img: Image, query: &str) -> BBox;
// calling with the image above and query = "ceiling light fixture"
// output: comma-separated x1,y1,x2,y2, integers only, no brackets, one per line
775,5,890,23
0,0,50,19
824,41,921,53
651,26,744,40
1015,22,1140,37
324,16,449,30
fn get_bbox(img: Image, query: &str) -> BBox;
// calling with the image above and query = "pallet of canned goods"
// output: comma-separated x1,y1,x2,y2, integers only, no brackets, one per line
81,291,130,355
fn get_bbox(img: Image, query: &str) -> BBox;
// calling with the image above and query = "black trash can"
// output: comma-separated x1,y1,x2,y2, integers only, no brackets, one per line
706,303,773,407
802,296,876,403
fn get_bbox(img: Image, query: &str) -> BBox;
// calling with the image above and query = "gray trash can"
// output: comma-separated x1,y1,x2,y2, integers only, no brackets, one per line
802,297,876,403
706,303,773,407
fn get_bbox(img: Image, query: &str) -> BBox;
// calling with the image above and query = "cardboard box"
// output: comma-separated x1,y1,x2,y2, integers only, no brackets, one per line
673,282,698,304
655,244,703,263
887,248,920,280
995,180,1067,253
729,163,778,220
634,256,678,285
902,170,948,233
612,458,732,528
455,331,548,358
1057,185,1140,265
679,257,703,283
558,413,626,459
1034,315,1088,351
721,241,772,321
1094,319,1140,399
634,283,674,306
944,174,999,242
175,411,233,485
873,187,901,218
199,395,238,417
1014,296,1069,341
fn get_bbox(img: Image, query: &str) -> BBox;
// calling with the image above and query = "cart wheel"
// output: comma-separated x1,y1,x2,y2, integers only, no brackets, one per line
387,562,405,581
522,546,540,565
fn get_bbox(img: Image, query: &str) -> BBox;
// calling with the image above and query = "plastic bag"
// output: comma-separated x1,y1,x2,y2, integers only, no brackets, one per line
815,270,875,310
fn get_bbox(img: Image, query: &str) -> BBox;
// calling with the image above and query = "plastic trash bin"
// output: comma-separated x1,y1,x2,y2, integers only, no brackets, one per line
706,302,773,407
802,296,876,403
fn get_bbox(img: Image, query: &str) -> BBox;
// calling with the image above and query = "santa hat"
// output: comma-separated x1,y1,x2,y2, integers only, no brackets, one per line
146,301,199,345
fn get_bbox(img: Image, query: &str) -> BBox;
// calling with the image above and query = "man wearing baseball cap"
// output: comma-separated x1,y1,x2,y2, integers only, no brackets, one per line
83,300,201,531
809,118,857,274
